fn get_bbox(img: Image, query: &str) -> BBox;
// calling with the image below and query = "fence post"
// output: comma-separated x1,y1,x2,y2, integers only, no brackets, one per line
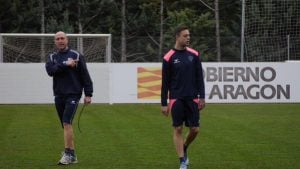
287,34,290,61
0,35,3,63
240,0,246,62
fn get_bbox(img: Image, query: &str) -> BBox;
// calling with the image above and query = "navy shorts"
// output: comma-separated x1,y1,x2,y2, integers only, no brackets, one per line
170,98,200,127
54,95,81,126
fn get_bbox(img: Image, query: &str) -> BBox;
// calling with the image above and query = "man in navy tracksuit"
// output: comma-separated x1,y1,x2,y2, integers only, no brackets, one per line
161,26,205,169
45,31,93,165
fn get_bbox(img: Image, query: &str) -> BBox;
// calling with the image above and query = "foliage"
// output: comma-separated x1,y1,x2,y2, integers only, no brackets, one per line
0,0,40,33
0,0,243,62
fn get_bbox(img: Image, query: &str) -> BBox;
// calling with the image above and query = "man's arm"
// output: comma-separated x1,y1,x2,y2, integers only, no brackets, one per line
45,53,68,77
161,59,170,116
78,55,93,98
161,59,170,106
196,55,205,110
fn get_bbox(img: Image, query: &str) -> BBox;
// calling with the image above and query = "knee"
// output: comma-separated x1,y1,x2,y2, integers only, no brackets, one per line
174,126,183,134
63,123,72,129
190,127,199,135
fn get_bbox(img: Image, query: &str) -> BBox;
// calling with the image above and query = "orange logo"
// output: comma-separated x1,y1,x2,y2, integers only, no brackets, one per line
137,67,161,99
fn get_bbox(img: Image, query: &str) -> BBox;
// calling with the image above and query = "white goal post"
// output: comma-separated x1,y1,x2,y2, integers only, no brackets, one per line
0,33,112,63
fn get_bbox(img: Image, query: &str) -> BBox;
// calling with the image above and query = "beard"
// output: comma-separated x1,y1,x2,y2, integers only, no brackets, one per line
186,40,190,46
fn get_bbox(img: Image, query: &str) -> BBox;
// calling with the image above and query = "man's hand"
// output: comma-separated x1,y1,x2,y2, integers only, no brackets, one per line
161,106,169,116
84,96,92,104
198,99,205,110
65,58,78,67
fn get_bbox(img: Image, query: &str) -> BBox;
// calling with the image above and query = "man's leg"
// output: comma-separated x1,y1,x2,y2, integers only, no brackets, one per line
183,99,200,165
173,126,184,159
184,127,199,148
63,123,75,150
171,100,185,158
58,123,77,165
54,96,65,127
184,99,200,148
183,127,199,165
63,97,79,154
58,96,79,165
174,126,188,169
171,100,187,169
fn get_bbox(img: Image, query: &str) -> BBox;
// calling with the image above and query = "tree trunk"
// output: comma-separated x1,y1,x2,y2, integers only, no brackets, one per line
78,1,83,54
40,0,45,62
78,2,83,34
215,0,221,62
121,0,127,62
158,0,164,62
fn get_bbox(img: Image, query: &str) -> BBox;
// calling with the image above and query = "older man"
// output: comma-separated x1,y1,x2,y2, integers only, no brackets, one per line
45,31,93,165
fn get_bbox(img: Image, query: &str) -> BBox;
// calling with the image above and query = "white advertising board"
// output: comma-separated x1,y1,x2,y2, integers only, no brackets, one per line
0,63,110,104
0,62,299,104
110,62,300,103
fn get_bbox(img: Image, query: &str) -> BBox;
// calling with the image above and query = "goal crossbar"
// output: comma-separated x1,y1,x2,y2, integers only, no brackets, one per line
0,33,112,63
0,33,111,37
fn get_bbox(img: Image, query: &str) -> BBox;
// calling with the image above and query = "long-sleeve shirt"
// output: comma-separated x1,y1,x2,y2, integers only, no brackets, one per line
45,48,93,97
161,47,205,106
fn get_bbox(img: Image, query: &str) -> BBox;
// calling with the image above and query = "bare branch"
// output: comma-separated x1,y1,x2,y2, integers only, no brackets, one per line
145,30,160,47
127,52,145,58
198,0,215,11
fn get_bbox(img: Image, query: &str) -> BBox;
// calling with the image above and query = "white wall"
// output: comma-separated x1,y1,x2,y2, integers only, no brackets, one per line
0,63,110,104
0,62,299,104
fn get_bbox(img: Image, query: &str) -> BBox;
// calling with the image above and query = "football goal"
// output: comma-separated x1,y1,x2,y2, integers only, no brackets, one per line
0,33,111,63
241,0,300,62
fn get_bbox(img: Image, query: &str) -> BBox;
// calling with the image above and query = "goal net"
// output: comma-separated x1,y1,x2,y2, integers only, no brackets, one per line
0,34,111,63
244,0,300,62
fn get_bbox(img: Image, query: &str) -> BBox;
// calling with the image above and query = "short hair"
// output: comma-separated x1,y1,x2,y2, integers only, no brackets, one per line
174,25,189,37
55,31,67,38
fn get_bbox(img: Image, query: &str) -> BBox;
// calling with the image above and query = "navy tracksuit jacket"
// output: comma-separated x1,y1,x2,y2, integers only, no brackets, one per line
45,48,93,97
161,47,205,106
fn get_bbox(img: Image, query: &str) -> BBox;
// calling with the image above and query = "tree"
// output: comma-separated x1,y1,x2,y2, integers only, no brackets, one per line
44,1,74,33
163,2,215,61
159,0,164,61
214,0,221,61
219,0,241,61
121,0,127,62
0,0,243,62
0,0,40,33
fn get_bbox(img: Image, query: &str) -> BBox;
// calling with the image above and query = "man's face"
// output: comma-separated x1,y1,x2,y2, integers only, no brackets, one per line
176,29,190,47
54,32,68,51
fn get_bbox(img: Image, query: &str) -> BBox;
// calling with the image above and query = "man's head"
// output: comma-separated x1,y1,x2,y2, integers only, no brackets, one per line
54,31,68,51
175,25,190,49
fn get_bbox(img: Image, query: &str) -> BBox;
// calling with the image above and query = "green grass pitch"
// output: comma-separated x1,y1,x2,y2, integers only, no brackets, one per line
0,103,299,169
